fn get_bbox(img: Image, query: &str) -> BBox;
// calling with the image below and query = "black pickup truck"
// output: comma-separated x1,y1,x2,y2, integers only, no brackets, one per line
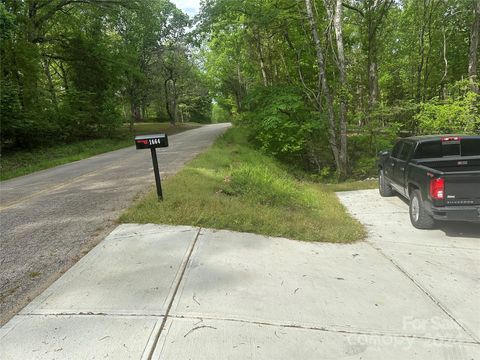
378,135,480,229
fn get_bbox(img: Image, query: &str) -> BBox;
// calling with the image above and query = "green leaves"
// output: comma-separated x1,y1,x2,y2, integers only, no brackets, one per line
415,85,480,134
1,0,210,149
241,86,325,167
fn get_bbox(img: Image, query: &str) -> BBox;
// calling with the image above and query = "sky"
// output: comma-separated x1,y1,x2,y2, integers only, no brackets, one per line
171,0,201,17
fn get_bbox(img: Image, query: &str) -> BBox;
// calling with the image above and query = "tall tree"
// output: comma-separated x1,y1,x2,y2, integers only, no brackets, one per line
333,0,348,176
304,0,347,176
343,0,393,108
469,0,480,93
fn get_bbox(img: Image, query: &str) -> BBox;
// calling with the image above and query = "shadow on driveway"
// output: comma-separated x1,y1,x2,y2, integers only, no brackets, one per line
437,221,480,239
394,194,480,239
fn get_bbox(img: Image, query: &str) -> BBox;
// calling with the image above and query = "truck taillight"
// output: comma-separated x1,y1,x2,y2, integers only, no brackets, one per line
430,178,445,200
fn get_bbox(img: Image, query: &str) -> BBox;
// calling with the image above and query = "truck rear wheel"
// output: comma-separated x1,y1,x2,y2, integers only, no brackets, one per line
379,169,394,197
410,190,435,229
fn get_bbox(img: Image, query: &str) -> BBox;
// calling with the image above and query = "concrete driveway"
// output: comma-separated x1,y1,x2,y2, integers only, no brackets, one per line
1,190,479,359
0,123,231,325
337,190,480,341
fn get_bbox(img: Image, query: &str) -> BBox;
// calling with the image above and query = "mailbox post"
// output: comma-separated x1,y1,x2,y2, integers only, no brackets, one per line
135,134,169,201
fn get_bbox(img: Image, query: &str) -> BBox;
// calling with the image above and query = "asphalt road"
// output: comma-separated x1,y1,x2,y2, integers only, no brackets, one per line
0,123,230,325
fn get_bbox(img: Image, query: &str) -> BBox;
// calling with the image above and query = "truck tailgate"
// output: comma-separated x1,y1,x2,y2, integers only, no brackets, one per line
445,172,480,206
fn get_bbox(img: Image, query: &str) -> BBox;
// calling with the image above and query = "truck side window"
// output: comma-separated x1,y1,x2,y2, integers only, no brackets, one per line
398,142,414,161
391,141,403,159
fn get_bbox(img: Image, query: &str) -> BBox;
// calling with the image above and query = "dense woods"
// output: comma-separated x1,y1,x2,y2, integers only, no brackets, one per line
1,0,211,149
1,0,479,179
201,0,480,178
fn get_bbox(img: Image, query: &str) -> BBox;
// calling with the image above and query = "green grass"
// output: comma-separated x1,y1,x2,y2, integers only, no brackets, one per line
0,122,200,181
120,127,367,243
323,180,378,192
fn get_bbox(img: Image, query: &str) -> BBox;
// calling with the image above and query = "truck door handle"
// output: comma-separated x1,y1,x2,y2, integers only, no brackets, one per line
400,167,405,171
391,162,395,167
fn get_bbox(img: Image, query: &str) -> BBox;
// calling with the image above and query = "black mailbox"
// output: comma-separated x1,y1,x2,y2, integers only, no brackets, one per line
135,133,169,201
135,134,168,149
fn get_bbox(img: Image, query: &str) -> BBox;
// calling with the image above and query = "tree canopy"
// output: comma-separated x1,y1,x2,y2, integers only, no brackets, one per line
199,0,479,178
1,0,211,148
1,0,479,178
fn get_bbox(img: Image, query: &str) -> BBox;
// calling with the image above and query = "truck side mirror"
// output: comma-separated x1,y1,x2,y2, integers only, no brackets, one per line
379,150,390,156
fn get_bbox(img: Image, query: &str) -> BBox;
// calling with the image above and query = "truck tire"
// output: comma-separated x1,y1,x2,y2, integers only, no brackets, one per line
409,190,435,229
379,169,394,197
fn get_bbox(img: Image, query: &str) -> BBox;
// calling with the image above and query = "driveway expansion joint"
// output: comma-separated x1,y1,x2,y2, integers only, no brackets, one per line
366,240,480,344
167,314,479,345
145,227,203,360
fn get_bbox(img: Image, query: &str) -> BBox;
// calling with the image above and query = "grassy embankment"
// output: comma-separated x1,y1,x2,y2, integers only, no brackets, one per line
121,127,377,243
0,122,201,181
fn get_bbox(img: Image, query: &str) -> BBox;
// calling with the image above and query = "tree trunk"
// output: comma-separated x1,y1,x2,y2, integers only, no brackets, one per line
367,19,379,107
417,22,425,101
254,30,268,86
469,0,480,94
234,90,242,113
130,102,141,131
180,108,185,123
422,0,436,101
42,56,58,110
361,0,392,108
368,56,379,107
165,79,177,125
416,0,432,101
58,61,69,91
236,62,245,111
333,0,348,177
440,26,448,99
304,0,342,174
172,80,178,125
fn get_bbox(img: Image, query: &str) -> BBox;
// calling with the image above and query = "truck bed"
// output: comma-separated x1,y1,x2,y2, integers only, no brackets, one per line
411,157,480,206
413,157,480,173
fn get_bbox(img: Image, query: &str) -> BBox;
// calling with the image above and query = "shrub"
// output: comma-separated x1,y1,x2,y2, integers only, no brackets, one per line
241,85,330,172
415,84,479,134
